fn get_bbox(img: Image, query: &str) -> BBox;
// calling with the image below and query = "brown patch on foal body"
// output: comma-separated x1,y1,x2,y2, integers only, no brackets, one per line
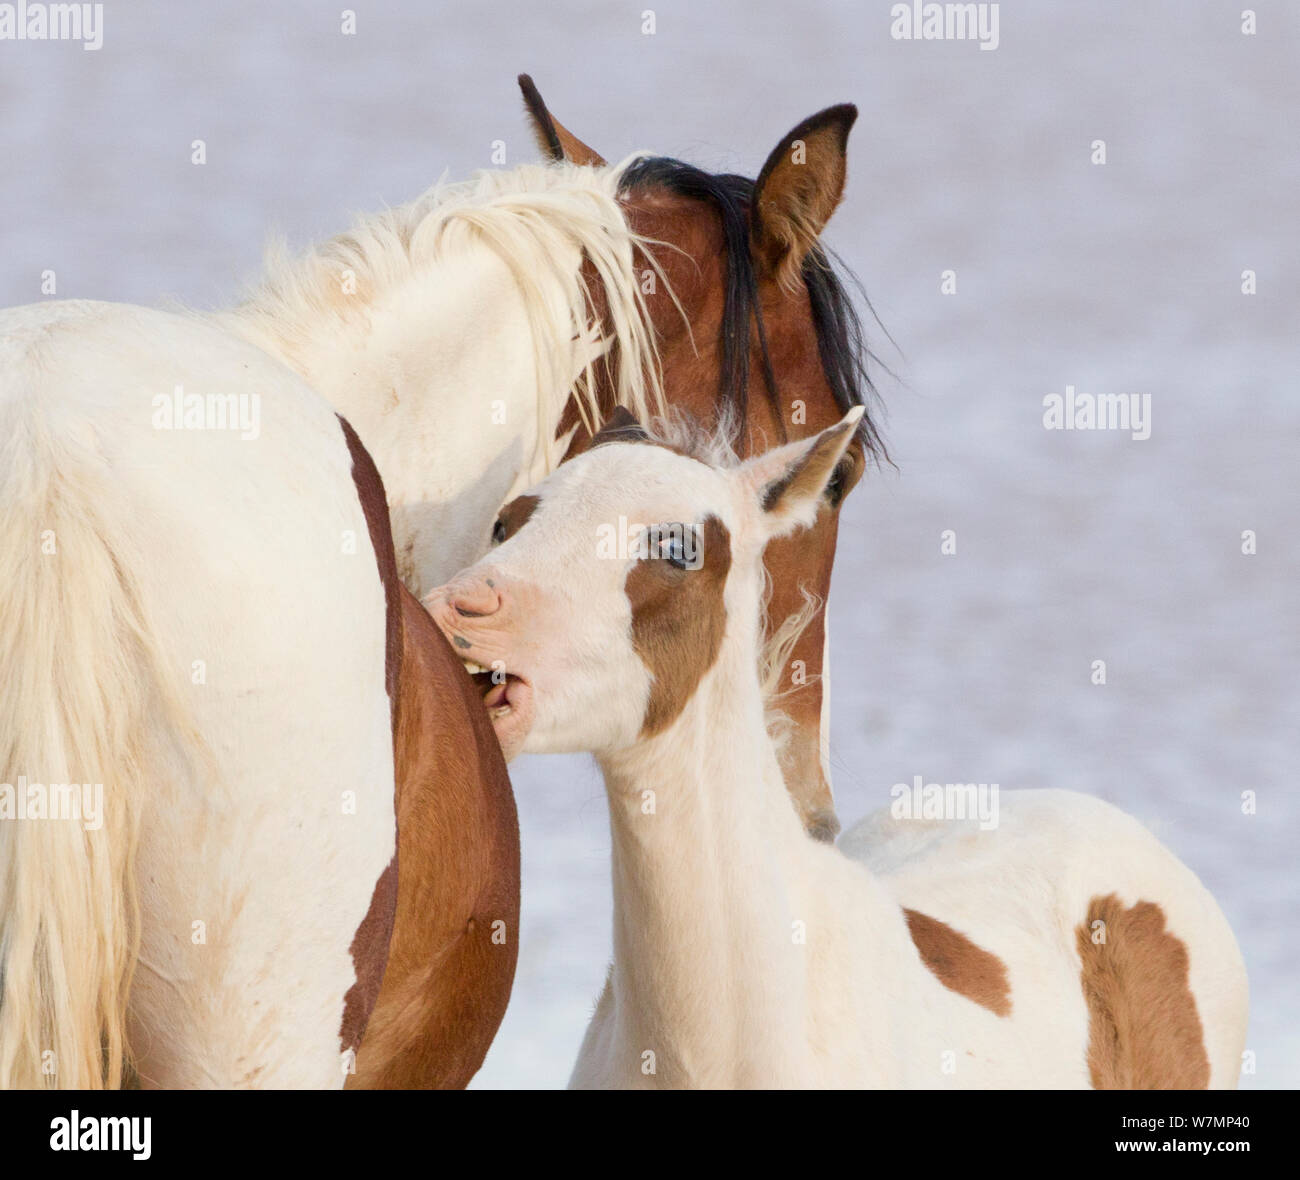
626,514,732,737
1075,894,1210,1090
903,908,1012,1018
338,416,521,1088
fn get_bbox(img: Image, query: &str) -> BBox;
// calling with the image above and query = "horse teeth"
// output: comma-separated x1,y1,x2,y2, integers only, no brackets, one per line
489,705,511,719
462,660,487,675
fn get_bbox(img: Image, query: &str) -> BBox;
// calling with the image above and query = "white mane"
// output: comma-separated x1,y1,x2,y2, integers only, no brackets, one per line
223,156,668,470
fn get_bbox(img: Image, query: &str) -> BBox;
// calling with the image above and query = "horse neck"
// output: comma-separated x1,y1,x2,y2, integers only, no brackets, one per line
594,581,821,1085
233,244,574,595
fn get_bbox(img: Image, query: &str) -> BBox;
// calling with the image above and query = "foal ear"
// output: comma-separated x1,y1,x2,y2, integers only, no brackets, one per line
750,104,858,290
741,407,864,537
517,74,608,167
589,405,650,448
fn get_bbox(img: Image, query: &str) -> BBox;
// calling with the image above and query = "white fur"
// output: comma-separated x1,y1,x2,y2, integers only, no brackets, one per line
221,160,665,596
0,301,395,1087
433,417,1249,1089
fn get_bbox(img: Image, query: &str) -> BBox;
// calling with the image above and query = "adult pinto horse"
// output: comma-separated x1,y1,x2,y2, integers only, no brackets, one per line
0,78,882,1088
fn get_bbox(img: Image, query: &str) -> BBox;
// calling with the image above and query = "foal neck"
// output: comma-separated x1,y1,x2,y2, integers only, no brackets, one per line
592,591,815,1086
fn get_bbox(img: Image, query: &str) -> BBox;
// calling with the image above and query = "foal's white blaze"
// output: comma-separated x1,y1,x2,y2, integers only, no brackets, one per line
429,409,1247,1089
0,301,395,1088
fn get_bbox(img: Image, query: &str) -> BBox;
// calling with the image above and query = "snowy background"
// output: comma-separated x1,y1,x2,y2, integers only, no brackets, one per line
2,0,1295,1088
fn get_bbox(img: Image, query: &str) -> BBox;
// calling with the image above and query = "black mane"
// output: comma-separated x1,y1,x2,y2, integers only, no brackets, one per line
618,155,888,463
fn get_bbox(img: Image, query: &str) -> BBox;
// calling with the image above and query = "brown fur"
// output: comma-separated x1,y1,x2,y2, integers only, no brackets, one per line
339,416,520,1089
903,908,1012,1018
496,493,540,543
627,515,732,736
337,418,402,1056
348,590,521,1089
751,105,857,291
1075,894,1210,1089
559,183,864,839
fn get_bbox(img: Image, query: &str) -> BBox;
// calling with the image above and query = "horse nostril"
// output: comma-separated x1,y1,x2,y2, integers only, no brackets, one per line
450,582,502,619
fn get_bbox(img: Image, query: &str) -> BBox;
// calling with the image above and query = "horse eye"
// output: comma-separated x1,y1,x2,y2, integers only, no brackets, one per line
492,518,507,545
825,464,848,508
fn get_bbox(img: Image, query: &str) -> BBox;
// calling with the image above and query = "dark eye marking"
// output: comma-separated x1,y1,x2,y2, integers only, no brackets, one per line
492,493,541,546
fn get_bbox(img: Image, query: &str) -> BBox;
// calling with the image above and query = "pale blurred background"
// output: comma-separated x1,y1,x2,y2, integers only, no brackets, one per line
2,0,1295,1087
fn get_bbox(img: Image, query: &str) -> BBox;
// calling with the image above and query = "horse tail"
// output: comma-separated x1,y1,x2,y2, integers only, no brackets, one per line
0,392,194,1089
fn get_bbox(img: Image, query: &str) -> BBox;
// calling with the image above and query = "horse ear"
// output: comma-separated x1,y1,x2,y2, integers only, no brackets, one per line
742,407,863,537
750,104,857,290
517,74,607,167
590,405,649,448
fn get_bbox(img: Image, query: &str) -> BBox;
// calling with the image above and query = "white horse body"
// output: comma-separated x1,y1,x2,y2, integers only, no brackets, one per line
0,300,395,1087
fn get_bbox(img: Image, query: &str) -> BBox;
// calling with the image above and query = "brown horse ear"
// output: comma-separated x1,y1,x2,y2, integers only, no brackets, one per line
589,405,649,447
517,74,607,167
750,104,858,290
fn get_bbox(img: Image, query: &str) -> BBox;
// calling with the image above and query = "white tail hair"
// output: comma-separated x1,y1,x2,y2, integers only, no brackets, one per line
0,399,195,1088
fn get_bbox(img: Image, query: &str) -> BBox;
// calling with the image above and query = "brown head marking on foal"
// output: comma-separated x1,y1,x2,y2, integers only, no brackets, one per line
903,907,1012,1018
627,514,733,737
339,416,520,1087
1075,894,1210,1089
520,78,887,843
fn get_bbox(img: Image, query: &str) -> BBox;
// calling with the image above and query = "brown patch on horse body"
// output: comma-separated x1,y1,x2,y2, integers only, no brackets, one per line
338,416,401,717
338,855,398,1056
1075,894,1210,1089
496,493,541,543
337,416,402,1056
338,416,521,1085
348,588,520,1089
904,908,1012,1017
626,514,731,736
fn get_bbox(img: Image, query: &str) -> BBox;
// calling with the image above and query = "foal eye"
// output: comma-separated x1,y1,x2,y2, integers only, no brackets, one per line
658,527,696,571
492,518,507,545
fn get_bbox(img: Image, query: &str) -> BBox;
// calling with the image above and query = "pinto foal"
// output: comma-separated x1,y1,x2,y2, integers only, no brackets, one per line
424,410,1248,1089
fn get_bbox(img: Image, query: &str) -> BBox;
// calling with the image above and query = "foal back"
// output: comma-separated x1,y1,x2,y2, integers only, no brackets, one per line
841,788,1248,1088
